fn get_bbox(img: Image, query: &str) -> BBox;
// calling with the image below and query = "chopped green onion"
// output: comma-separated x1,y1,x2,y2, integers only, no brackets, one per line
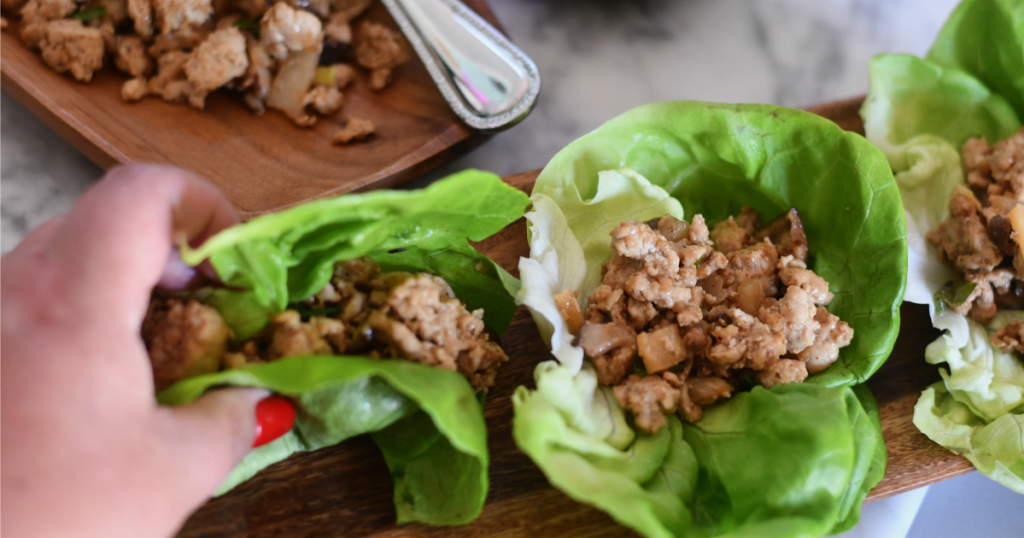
291,305,342,319
71,5,107,22
314,66,337,87
934,278,978,313
232,17,260,32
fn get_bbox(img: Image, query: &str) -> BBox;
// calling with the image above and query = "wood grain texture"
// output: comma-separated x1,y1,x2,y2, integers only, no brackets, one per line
175,98,974,538
0,0,501,219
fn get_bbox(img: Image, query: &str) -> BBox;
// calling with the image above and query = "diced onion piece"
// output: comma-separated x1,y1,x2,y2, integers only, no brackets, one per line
1006,203,1024,254
553,289,584,334
266,49,319,123
637,325,686,373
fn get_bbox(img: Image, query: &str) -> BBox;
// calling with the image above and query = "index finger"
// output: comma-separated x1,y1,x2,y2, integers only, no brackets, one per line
46,164,240,326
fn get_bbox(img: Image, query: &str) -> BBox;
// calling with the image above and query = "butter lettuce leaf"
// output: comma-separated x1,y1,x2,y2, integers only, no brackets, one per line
682,383,884,538
860,0,1024,496
526,101,906,387
924,312,1024,422
927,0,1024,119
860,4,1023,319
512,363,886,538
512,365,696,538
862,54,1020,162
513,101,899,537
915,383,1024,494
859,54,1018,323
158,171,528,525
158,357,488,525
182,170,529,339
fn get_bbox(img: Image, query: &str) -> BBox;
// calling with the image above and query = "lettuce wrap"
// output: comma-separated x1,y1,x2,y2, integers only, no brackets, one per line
860,0,1024,492
513,101,905,537
157,170,530,525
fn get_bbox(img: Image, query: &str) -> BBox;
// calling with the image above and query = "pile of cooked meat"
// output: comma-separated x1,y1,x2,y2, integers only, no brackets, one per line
928,127,1024,354
2,0,409,144
555,209,853,433
143,257,509,391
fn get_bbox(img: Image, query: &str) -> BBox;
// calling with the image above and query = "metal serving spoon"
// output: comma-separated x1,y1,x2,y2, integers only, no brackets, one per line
380,0,541,131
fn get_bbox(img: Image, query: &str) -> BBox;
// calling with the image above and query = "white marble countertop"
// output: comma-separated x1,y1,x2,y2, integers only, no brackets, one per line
2,0,1022,536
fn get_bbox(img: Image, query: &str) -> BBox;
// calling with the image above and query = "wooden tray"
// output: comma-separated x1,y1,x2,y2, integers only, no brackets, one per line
175,97,972,537
0,1,503,218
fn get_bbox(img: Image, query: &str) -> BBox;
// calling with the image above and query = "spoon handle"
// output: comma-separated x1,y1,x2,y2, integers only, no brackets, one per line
381,0,541,131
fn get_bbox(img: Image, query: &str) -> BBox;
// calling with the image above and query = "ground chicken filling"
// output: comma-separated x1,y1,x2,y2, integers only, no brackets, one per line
3,0,408,144
142,257,508,392
927,128,1024,355
556,209,853,433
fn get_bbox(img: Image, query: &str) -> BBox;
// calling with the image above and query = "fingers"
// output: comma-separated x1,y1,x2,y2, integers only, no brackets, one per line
20,216,65,248
155,388,268,507
46,164,239,323
2,217,64,301
3,216,64,262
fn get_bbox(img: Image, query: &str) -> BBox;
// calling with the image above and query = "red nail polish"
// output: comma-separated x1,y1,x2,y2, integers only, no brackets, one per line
253,396,296,448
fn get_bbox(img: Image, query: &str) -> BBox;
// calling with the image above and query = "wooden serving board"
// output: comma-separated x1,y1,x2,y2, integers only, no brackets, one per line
0,1,503,219
175,97,972,537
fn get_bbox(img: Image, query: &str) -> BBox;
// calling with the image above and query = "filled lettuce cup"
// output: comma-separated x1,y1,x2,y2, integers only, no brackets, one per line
146,171,529,525
861,0,1024,493
513,101,906,538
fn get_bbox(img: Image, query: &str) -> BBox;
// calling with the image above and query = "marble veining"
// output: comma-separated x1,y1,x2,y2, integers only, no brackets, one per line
1,93,101,252
415,0,960,186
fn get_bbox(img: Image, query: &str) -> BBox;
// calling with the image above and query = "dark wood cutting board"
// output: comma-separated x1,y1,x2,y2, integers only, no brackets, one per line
0,1,504,219
175,96,971,538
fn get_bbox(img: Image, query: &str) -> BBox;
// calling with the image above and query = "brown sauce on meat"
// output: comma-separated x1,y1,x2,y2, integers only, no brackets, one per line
142,257,508,392
928,129,1024,330
556,209,853,432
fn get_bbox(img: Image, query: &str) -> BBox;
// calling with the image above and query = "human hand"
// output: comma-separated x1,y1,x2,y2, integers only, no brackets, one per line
2,165,266,538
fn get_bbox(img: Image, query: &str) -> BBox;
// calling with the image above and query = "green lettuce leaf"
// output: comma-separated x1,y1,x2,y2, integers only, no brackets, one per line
157,171,528,524
927,0,1024,119
512,363,696,538
861,54,1020,161
860,0,1024,495
924,312,1024,422
371,410,486,524
523,101,906,387
513,101,900,537
831,384,889,534
182,170,530,339
682,383,883,538
512,363,886,538
158,356,488,524
531,360,636,450
859,53,1018,324
859,3,1023,320
914,382,1024,494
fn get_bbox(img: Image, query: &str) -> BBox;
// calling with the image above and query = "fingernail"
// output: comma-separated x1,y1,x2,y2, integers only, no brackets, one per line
242,387,272,405
253,395,296,448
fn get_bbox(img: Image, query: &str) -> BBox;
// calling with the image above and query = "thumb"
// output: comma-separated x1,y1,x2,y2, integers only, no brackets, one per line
155,388,269,505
